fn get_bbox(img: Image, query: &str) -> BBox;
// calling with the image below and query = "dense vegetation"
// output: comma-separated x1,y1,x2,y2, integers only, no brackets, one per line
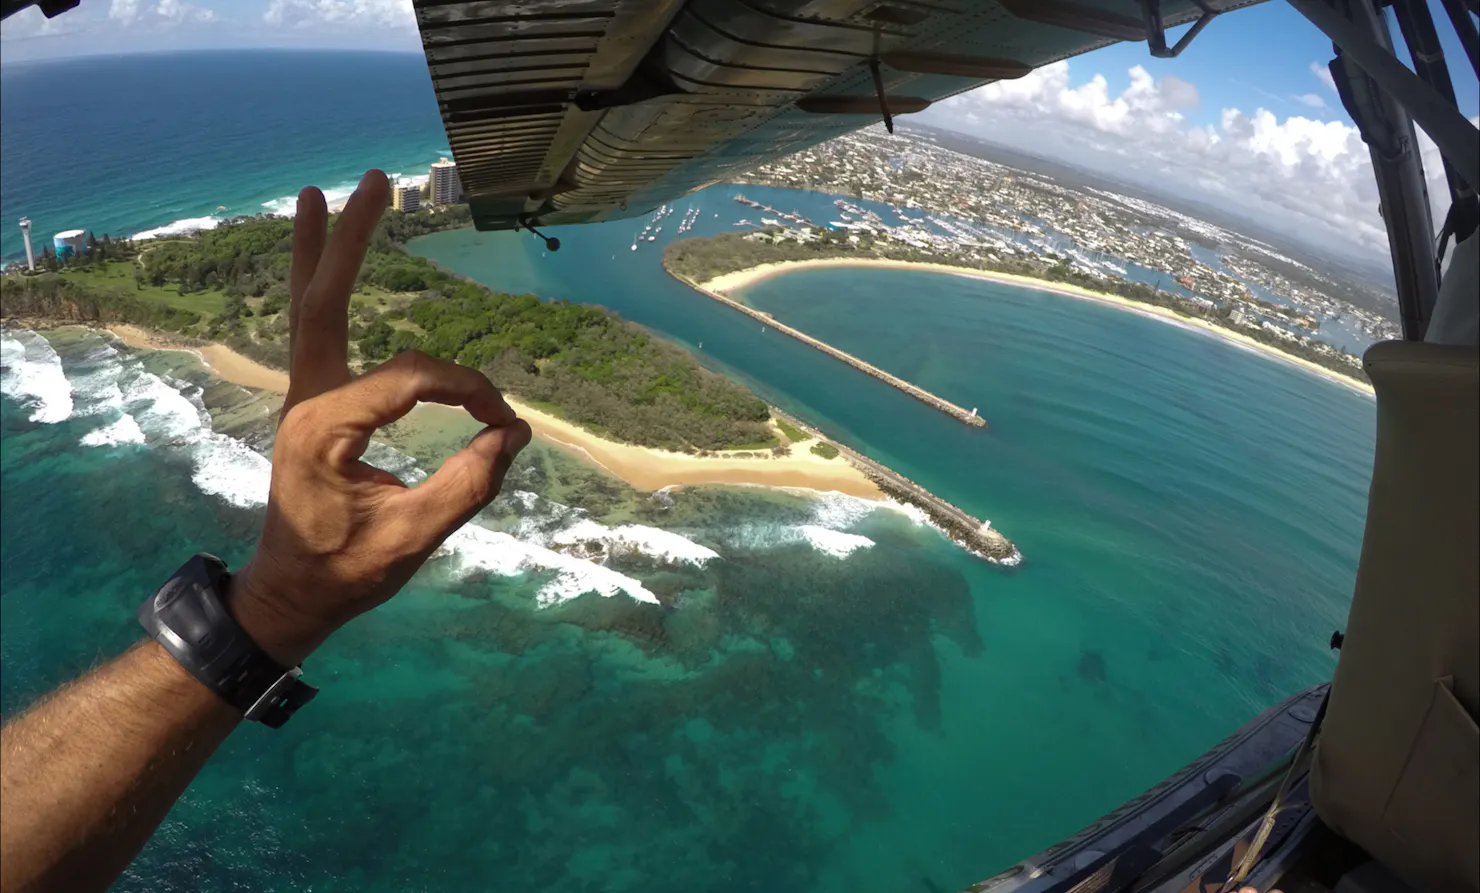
664,230,1369,384
2,208,775,451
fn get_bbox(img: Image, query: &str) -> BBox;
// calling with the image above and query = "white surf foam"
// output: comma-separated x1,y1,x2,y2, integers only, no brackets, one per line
259,176,371,217
190,432,272,508
0,329,75,424
6,330,784,605
80,415,146,447
876,498,930,526
132,216,222,241
67,341,127,418
549,518,720,565
119,367,209,441
796,524,874,558
108,359,274,507
992,548,1024,568
808,491,877,530
248,436,700,606
439,522,661,607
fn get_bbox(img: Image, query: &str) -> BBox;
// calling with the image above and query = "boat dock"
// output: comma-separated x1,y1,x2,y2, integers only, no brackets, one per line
677,274,987,428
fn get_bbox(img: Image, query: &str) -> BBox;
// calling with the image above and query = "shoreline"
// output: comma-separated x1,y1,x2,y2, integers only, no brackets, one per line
103,325,884,500
699,258,1376,398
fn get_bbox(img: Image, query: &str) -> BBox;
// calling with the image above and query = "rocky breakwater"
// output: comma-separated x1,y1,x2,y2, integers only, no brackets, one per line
770,409,1019,565
671,270,988,429
847,449,1020,565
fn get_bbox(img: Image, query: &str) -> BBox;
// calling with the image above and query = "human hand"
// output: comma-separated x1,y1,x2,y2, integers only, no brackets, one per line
228,170,532,666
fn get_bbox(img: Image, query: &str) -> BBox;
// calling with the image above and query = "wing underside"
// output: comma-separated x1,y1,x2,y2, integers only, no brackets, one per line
411,0,1264,231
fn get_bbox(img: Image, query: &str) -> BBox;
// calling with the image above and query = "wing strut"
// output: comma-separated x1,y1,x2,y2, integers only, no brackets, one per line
1293,0,1480,340
1140,0,1222,57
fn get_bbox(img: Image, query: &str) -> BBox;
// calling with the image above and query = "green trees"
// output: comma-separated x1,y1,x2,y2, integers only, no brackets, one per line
400,286,771,450
0,274,201,332
356,318,396,360
3,205,776,451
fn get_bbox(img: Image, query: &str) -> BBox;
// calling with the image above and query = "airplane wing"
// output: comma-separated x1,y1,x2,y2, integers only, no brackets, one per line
411,0,1266,231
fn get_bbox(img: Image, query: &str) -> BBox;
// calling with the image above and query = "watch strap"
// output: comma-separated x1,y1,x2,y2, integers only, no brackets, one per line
139,554,317,728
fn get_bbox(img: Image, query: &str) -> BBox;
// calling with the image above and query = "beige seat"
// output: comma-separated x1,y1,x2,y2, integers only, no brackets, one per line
1310,337,1479,893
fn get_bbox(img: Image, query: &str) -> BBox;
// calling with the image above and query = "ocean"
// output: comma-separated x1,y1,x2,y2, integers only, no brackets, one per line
1,51,1377,893
0,51,449,260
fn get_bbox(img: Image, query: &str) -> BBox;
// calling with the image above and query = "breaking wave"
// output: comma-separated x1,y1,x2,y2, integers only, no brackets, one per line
0,329,74,424
132,216,223,241
4,328,924,606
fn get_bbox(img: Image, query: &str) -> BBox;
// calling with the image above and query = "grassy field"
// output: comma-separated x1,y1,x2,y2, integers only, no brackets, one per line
56,260,418,332
775,417,807,443
66,261,229,316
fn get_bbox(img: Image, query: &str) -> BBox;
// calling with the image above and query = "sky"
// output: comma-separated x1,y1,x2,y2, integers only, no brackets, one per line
2,0,1476,263
919,1,1479,263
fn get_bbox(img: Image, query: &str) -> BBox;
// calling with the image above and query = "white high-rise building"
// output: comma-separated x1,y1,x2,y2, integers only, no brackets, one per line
430,157,461,205
392,180,421,213
18,217,35,271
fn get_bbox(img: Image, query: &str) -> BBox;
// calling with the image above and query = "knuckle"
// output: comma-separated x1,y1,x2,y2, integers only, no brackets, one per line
277,398,334,457
388,348,430,376
279,398,318,436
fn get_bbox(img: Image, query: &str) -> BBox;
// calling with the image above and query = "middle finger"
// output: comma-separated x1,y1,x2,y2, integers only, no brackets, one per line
293,170,390,397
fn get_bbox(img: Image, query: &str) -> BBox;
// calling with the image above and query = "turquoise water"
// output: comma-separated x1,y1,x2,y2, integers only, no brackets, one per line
410,211,1376,884
1,51,1377,893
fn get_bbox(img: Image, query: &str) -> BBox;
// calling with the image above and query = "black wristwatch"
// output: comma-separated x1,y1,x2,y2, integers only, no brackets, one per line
138,554,317,728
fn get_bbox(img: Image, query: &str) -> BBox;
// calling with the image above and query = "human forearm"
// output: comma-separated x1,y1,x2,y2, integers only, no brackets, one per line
0,640,239,893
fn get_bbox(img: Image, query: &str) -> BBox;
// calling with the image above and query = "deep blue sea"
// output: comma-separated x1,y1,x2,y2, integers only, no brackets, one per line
2,51,1377,893
0,51,448,260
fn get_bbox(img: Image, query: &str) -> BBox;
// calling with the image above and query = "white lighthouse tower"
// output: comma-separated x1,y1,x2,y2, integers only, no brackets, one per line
18,217,35,271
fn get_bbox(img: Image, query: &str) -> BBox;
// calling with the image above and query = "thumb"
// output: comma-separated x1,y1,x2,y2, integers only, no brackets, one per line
399,420,533,541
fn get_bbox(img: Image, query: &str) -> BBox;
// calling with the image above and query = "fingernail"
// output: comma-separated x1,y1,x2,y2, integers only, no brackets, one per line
504,421,532,456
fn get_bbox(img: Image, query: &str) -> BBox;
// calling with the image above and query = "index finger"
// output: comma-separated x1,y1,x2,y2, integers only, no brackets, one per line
283,186,327,423
308,351,517,463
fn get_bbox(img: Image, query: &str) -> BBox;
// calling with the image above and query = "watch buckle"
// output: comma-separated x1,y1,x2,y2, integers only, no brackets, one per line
245,667,303,722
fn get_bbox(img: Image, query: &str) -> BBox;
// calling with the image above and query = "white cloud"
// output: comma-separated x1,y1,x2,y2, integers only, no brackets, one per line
0,5,80,40
1294,92,1326,109
156,0,215,22
932,61,1393,258
1310,61,1338,95
960,62,1195,138
264,0,414,29
109,0,141,23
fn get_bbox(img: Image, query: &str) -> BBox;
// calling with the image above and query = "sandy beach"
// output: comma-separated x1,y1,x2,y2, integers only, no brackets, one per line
700,258,1376,398
105,325,882,499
